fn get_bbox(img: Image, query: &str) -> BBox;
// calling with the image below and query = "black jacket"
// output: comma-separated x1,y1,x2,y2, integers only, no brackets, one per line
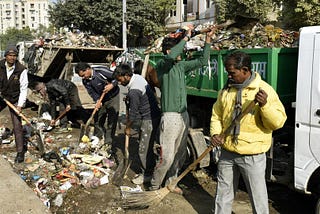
0,59,26,103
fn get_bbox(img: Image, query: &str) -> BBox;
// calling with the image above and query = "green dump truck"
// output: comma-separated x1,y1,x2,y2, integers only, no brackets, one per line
141,26,320,212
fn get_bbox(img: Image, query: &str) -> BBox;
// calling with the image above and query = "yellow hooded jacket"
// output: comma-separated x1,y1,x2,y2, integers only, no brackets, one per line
210,72,287,155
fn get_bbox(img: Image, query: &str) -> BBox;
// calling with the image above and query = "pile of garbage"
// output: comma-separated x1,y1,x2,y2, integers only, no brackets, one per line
0,117,117,209
39,29,118,48
144,22,300,54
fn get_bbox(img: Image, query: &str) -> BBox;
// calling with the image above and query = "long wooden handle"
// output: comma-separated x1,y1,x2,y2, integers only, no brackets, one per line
3,98,31,124
222,100,257,138
53,108,70,123
168,100,257,189
84,90,107,128
141,54,149,78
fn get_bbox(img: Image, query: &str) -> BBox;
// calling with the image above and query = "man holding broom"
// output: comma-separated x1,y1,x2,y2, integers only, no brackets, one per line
210,51,287,213
148,25,217,193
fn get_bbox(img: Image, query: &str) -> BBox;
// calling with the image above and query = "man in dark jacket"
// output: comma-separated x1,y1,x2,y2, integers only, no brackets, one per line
30,79,90,131
0,45,29,163
75,63,119,148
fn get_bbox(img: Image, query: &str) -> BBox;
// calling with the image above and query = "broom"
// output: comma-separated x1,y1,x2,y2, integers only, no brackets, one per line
122,100,257,209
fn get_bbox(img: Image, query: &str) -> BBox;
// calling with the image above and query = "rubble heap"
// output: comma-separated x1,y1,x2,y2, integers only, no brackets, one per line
41,30,118,48
144,22,300,54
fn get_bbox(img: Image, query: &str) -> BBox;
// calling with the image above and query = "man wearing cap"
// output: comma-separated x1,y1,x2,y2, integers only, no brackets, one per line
0,45,29,163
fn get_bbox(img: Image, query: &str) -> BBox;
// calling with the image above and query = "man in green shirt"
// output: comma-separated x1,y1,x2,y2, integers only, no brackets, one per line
149,25,216,193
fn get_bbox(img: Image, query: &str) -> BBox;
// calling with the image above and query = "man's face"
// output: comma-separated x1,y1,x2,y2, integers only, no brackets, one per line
5,53,17,66
225,60,249,84
115,75,130,86
78,68,92,80
34,83,46,97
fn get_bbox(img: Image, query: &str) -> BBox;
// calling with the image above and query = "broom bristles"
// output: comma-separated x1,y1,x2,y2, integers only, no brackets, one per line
122,187,170,209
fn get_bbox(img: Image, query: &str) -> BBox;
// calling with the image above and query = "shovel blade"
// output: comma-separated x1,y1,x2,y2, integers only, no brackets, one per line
78,124,88,143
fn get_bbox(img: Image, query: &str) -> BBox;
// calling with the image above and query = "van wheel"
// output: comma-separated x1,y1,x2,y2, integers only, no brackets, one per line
315,197,320,214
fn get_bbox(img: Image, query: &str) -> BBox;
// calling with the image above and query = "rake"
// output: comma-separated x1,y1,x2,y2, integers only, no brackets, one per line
122,100,257,209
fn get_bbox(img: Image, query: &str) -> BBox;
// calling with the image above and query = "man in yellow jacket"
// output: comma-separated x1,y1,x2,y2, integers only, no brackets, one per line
210,51,287,214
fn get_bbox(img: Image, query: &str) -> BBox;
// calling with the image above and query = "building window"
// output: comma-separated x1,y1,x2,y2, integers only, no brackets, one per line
30,3,34,8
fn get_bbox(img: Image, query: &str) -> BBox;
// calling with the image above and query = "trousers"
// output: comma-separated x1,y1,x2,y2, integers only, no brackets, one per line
214,149,269,214
151,111,189,188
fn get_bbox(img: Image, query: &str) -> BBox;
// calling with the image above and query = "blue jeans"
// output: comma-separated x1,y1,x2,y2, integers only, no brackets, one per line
214,150,269,214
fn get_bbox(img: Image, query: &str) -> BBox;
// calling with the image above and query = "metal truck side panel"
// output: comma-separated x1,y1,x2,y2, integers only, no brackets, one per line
295,26,320,193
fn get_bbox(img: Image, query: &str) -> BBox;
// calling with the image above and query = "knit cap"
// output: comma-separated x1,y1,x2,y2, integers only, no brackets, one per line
4,45,18,56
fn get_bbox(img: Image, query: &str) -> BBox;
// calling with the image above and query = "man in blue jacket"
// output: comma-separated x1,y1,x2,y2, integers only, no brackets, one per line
75,63,119,150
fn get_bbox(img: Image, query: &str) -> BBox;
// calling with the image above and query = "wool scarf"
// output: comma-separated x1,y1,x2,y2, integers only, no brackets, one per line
228,72,256,143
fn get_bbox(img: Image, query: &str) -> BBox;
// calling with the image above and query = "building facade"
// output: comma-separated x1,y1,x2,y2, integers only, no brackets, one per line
0,0,51,34
166,0,216,30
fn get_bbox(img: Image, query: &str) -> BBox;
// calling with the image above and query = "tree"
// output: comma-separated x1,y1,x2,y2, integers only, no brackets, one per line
280,0,320,30
48,0,175,47
214,0,276,24
214,0,320,30
0,28,33,51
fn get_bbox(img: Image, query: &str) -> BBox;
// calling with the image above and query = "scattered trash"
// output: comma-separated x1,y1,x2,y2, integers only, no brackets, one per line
53,193,64,207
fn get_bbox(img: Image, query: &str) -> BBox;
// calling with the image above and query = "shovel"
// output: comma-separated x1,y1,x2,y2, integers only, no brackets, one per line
111,97,131,186
44,108,70,132
3,98,45,156
78,90,107,143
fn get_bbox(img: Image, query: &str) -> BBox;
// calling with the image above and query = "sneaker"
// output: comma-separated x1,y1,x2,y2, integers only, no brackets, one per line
131,174,152,185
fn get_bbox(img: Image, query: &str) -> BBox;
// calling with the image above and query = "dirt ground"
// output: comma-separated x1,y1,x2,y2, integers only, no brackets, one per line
0,86,317,214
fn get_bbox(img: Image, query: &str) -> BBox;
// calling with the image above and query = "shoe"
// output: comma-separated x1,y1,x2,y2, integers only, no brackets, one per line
131,174,152,185
14,152,25,163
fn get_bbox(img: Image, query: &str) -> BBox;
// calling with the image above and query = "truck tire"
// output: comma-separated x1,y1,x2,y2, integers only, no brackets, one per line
182,135,198,170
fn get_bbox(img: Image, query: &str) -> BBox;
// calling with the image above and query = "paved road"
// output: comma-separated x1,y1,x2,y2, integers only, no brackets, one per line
0,156,50,214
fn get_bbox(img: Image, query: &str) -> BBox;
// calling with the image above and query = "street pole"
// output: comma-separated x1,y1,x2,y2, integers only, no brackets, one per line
122,0,127,51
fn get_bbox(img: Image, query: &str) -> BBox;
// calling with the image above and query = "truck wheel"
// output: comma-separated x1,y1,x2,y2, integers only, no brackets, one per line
183,135,198,170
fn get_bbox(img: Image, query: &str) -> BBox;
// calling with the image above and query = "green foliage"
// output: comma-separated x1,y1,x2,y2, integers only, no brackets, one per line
215,0,275,23
0,28,34,51
281,0,320,30
214,0,320,30
49,0,175,47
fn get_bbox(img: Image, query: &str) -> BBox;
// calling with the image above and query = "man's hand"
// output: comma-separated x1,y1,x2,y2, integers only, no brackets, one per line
66,105,71,111
211,134,224,146
205,25,217,43
50,119,56,127
103,83,113,93
125,126,131,136
255,89,268,107
16,106,22,114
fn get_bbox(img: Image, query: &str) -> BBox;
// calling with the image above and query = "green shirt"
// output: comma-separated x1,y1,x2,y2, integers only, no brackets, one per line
156,40,211,113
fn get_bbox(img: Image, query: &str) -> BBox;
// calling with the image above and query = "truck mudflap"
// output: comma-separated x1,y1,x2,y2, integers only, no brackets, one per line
188,128,211,168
